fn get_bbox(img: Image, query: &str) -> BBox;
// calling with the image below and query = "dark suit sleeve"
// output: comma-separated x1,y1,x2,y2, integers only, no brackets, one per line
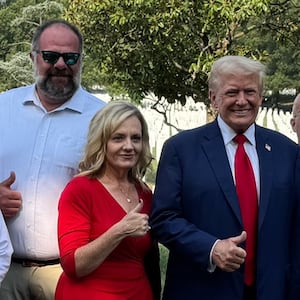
144,239,161,300
150,134,218,269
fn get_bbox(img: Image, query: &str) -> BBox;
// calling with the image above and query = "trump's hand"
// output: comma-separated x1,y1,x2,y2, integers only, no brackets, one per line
212,231,247,272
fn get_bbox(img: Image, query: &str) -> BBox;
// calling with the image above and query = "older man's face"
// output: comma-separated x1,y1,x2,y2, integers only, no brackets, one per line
210,72,262,133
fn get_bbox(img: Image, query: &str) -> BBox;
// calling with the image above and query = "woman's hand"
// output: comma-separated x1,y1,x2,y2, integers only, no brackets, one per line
120,200,151,236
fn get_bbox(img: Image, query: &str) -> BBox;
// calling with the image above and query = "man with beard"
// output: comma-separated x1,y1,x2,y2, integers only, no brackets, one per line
0,20,106,299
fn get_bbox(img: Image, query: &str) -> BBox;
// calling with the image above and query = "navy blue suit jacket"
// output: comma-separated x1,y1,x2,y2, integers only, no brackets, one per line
150,120,300,300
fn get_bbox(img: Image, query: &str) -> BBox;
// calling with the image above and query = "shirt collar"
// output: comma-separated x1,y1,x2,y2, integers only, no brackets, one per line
217,115,256,146
22,84,84,114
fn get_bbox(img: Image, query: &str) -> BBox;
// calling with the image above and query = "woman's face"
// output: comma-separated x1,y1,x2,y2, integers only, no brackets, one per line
105,115,143,173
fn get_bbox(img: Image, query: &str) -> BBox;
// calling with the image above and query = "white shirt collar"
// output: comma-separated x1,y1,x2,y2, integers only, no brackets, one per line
22,84,83,114
217,115,256,147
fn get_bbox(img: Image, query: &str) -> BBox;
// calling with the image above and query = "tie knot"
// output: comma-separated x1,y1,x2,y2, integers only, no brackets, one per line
234,134,247,145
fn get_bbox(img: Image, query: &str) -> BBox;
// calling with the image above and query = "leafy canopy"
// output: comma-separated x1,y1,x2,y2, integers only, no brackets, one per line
65,0,271,105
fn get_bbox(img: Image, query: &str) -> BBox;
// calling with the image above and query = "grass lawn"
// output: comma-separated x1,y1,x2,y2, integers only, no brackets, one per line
159,244,169,288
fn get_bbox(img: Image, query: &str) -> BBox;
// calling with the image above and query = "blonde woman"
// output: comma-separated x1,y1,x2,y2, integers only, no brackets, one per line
56,101,160,300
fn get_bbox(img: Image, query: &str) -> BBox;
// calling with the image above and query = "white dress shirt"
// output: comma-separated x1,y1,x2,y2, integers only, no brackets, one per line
0,213,13,285
0,84,106,260
217,115,260,196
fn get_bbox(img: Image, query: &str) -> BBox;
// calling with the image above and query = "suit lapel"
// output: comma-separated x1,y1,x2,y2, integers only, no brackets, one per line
202,121,243,226
201,123,273,229
255,127,273,229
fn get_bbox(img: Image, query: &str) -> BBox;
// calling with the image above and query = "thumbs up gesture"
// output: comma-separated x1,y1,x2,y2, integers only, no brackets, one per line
119,200,150,237
0,171,22,218
212,231,247,272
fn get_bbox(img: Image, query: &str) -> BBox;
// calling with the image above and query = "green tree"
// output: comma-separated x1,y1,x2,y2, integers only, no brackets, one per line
262,0,300,97
233,0,300,107
0,0,65,90
1,0,299,109
64,0,273,106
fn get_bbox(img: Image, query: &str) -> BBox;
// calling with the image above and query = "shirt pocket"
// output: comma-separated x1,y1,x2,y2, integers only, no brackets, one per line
53,135,86,174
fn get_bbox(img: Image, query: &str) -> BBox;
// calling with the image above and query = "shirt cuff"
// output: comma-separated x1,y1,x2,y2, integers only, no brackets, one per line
207,239,220,273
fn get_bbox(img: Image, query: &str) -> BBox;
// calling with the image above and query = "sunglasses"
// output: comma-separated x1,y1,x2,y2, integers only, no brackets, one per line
35,50,80,66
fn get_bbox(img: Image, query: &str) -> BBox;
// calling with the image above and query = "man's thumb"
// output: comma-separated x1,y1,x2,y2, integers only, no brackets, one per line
231,231,247,245
0,171,16,188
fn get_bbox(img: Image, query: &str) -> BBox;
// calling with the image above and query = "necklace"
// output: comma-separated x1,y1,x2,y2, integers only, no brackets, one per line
118,184,132,203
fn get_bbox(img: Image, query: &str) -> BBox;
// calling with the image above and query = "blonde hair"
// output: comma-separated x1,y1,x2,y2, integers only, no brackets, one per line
78,101,152,181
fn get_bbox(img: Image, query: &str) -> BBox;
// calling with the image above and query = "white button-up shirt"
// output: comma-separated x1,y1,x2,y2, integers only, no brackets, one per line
0,84,106,260
0,213,13,285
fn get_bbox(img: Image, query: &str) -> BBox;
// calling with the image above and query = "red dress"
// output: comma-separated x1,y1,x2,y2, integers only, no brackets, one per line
55,176,154,300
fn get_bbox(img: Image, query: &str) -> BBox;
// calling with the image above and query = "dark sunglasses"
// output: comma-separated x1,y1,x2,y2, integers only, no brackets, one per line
35,50,80,66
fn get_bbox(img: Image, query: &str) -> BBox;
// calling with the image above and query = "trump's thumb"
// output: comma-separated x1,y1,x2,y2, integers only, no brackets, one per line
231,231,247,246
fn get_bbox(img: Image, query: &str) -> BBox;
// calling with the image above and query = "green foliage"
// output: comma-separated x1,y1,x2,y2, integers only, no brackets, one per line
0,52,32,90
64,0,271,106
159,243,169,288
0,0,65,91
266,44,300,93
210,0,300,100
0,0,299,105
233,0,300,97
144,156,158,186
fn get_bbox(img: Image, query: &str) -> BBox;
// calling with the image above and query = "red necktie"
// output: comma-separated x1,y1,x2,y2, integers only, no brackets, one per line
234,134,258,286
